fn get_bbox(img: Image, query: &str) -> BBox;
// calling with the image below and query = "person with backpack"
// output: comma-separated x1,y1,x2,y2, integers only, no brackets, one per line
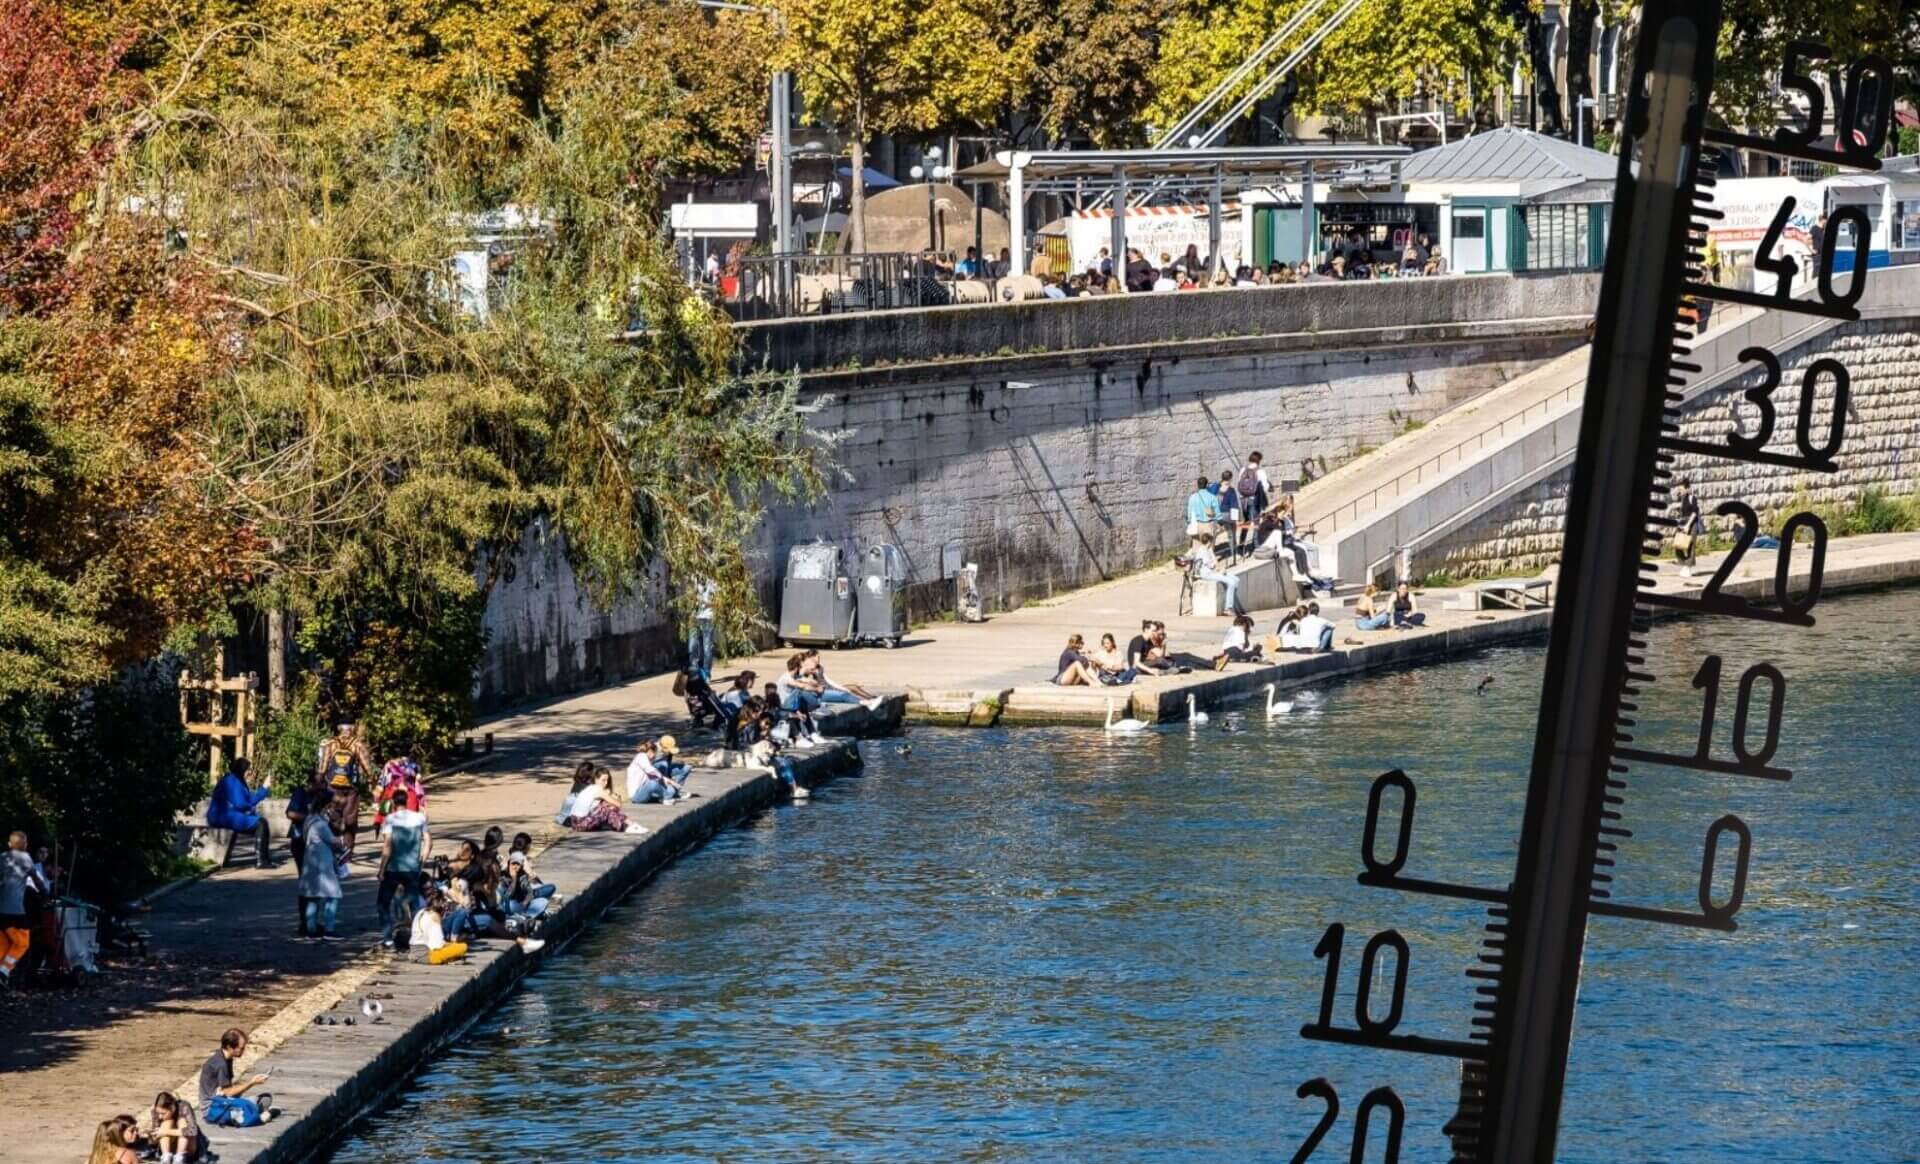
316,724,372,858
1235,452,1271,551
198,1028,274,1128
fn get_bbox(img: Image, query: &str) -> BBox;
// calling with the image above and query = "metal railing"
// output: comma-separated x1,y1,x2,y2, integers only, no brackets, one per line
1316,379,1585,535
714,252,963,320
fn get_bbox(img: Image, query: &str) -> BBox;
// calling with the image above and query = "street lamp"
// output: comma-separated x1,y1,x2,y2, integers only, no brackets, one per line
913,148,950,252
1576,96,1600,150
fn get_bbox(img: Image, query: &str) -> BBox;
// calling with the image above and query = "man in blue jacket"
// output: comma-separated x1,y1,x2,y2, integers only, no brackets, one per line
208,757,275,869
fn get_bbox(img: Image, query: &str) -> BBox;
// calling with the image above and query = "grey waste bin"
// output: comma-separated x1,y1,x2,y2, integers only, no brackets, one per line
855,544,909,647
952,563,984,623
779,541,855,647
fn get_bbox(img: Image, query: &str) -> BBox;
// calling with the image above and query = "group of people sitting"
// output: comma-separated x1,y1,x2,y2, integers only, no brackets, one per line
1185,456,1336,592
87,1026,275,1162
1054,621,1188,686
682,650,883,748
403,827,554,964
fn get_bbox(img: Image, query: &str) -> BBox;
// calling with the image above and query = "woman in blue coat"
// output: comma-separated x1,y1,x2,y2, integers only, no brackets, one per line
207,758,274,869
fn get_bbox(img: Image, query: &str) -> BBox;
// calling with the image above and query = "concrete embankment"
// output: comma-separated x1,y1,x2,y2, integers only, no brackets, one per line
900,531,1920,727
211,740,867,1164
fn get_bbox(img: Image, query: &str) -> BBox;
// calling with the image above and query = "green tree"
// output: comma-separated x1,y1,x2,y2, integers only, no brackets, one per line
1712,0,1919,133
774,0,1002,252
138,33,831,750
977,0,1167,147
1149,0,1520,136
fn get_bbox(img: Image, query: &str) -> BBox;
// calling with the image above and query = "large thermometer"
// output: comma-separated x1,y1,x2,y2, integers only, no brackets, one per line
1288,2,1898,1160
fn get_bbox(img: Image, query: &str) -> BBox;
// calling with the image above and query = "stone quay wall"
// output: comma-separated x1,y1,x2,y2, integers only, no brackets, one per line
1420,312,1920,580
476,275,1600,710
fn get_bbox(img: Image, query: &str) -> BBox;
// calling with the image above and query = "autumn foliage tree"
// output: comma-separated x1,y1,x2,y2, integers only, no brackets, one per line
1,0,238,893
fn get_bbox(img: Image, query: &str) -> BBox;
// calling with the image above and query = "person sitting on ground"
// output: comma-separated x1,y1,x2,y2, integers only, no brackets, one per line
87,1115,142,1164
1233,264,1258,287
409,890,470,964
1211,266,1231,288
146,1091,202,1164
1126,620,1172,677
207,757,275,870
1391,581,1426,628
296,786,345,940
626,738,689,804
1271,262,1296,285
776,658,829,746
1297,602,1336,652
565,768,647,835
1215,615,1263,669
554,761,595,825
1054,634,1102,686
198,1028,273,1127
1090,633,1136,685
1185,476,1222,540
763,680,819,745
1148,621,1189,673
1152,265,1178,292
1,830,45,987
1354,583,1392,630
719,670,757,716
1274,604,1311,653
1188,532,1245,616
802,650,885,709
503,838,559,921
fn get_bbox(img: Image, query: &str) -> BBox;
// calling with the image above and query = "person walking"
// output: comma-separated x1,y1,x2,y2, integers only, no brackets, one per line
374,803,430,939
1,831,45,987
297,787,346,939
1673,479,1706,577
316,724,373,858
687,578,717,676
206,757,274,869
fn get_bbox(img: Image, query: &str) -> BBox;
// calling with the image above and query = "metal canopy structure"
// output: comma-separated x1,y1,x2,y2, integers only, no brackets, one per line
955,144,1413,276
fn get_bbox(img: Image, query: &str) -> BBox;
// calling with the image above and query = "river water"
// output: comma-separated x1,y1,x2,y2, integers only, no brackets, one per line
328,589,1920,1163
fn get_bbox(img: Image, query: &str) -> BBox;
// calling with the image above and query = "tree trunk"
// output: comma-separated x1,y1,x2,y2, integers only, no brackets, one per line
1530,14,1564,135
267,605,288,711
1566,0,1599,146
849,120,868,255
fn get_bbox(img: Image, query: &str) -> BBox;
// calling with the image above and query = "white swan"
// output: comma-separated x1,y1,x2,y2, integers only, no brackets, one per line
1265,683,1294,718
1105,698,1149,733
1187,694,1210,726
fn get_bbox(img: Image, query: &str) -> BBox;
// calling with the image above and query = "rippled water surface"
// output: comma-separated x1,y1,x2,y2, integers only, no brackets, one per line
329,590,1920,1163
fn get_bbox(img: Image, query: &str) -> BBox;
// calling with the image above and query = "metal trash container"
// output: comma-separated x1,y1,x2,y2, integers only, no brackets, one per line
952,563,984,623
779,541,855,647
856,544,909,647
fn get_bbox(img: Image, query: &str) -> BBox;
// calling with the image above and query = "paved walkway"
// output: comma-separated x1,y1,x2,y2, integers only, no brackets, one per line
3,530,1914,1161
0,676,881,1164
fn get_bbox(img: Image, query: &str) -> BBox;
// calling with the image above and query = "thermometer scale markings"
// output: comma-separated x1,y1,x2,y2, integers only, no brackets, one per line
1283,3,1897,1161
